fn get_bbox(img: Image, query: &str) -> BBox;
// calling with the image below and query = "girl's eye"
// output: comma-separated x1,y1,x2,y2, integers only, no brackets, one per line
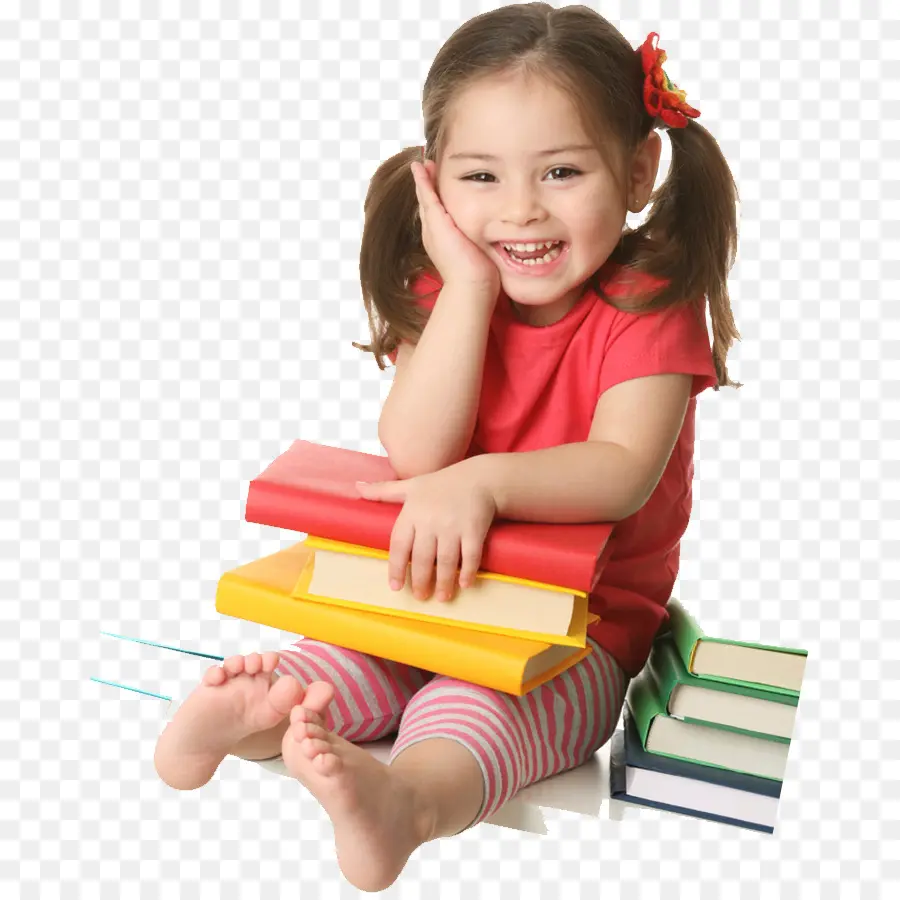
547,167,580,181
463,167,581,183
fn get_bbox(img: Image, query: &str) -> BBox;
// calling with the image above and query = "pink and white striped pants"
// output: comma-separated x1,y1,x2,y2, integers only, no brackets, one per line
274,636,628,829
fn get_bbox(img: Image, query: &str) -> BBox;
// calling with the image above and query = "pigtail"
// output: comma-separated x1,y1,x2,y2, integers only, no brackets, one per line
353,146,437,370
616,119,742,389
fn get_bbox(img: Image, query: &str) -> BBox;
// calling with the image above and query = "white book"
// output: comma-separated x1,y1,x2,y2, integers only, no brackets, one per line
624,765,779,829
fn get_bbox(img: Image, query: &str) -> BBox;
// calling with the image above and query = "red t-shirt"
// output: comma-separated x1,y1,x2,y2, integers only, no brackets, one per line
387,263,718,676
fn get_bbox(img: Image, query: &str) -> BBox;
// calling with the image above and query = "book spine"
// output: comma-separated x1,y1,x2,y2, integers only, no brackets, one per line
624,665,668,747
645,638,679,710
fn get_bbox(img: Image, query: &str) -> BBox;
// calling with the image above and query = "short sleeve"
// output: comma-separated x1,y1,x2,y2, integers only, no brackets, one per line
597,298,718,398
386,270,444,364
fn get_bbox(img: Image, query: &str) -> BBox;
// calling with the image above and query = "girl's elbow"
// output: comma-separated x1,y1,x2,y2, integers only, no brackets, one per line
383,440,464,480
388,456,444,480
617,477,660,520
381,440,443,480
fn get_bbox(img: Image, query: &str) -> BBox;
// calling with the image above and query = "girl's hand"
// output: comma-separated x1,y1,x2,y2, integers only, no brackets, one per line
356,461,497,602
412,158,501,299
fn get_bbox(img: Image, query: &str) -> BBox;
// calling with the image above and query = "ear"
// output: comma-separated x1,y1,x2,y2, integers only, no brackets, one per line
626,131,663,213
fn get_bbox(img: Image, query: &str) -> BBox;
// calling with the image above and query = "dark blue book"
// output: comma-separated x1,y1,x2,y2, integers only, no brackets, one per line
608,710,781,833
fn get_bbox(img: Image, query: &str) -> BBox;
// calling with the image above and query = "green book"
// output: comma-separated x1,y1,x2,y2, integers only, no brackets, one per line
666,597,807,695
646,636,797,741
626,663,789,782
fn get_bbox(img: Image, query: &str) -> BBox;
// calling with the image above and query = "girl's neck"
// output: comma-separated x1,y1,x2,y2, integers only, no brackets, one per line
505,284,590,327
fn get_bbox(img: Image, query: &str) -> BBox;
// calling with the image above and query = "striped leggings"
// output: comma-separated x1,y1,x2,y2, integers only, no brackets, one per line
273,636,628,829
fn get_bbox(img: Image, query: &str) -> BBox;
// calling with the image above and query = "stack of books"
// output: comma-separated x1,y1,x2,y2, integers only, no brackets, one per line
609,597,807,833
214,440,617,695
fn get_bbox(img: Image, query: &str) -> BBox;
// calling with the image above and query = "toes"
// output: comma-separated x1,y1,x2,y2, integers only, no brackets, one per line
293,721,326,741
244,652,262,675
288,719,335,755
223,655,245,677
287,717,326,745
261,651,280,673
299,736,332,760
314,751,342,775
202,665,226,686
290,704,325,728
267,673,306,717
301,680,335,716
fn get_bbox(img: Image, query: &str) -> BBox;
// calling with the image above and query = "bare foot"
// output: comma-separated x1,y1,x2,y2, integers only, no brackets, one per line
153,651,331,790
282,699,435,892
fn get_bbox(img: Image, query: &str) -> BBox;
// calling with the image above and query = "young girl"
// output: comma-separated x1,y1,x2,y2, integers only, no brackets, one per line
154,3,740,892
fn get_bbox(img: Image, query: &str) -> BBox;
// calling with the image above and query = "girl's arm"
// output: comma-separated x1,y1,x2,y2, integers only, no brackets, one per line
467,373,694,523
379,281,495,479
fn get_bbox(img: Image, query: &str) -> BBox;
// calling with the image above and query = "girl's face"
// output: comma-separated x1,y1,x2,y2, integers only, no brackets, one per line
436,74,651,326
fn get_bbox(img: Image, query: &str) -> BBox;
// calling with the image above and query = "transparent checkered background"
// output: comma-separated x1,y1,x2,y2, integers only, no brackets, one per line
3,0,897,896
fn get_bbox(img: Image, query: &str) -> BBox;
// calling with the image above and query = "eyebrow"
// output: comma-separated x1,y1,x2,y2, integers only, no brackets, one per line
448,144,596,162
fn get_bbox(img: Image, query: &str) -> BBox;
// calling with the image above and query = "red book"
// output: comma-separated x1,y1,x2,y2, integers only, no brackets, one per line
245,440,614,593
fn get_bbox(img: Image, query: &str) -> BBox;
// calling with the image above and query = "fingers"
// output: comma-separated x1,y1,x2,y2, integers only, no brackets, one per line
388,517,485,601
412,159,440,210
388,517,414,591
434,536,461,602
459,534,484,590
411,160,427,208
410,530,437,600
412,165,431,245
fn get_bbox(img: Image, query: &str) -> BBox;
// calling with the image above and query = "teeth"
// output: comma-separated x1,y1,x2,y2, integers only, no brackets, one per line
501,240,561,252
505,243,565,266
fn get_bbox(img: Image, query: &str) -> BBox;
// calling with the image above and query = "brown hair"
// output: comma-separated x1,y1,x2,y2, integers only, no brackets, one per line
354,2,741,389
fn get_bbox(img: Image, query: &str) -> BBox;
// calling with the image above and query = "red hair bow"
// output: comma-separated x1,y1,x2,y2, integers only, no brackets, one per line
638,32,700,129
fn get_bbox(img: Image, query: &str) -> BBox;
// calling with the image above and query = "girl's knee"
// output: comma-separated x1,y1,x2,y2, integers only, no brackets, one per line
398,679,521,745
406,677,510,714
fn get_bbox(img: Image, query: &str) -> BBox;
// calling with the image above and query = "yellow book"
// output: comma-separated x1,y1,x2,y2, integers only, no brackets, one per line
215,542,597,696
292,535,590,648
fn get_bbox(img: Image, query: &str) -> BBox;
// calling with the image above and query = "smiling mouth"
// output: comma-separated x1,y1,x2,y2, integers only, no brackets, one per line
494,241,568,265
